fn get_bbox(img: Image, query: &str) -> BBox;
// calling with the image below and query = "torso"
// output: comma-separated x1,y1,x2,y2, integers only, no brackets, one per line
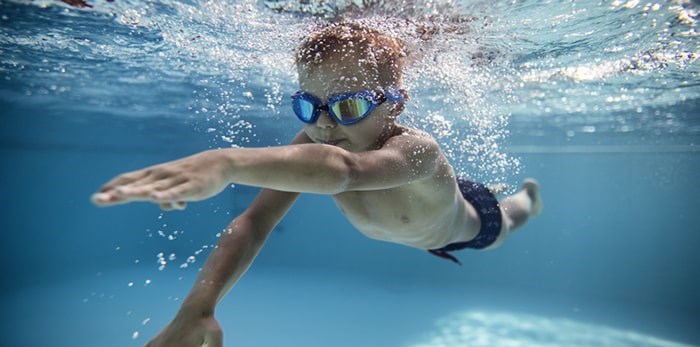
332,135,481,250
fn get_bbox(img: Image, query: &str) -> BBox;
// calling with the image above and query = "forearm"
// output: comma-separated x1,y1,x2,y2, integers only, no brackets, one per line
176,185,299,317
178,214,264,314
217,144,354,194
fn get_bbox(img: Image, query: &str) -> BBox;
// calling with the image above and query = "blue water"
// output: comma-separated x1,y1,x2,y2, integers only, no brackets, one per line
1,1,699,346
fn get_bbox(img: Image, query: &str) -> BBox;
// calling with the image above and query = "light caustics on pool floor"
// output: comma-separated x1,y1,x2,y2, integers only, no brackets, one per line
410,310,695,347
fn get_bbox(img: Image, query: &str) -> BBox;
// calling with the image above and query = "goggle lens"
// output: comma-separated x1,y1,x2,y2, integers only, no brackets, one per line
330,98,372,123
294,98,316,122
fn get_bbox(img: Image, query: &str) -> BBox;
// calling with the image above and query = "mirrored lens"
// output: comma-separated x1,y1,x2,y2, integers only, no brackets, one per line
330,99,372,123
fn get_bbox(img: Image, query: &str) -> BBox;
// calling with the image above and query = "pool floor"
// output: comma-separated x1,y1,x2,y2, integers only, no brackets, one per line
2,266,697,347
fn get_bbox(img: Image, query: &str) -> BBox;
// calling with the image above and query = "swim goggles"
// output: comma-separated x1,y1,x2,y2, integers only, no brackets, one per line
291,89,404,125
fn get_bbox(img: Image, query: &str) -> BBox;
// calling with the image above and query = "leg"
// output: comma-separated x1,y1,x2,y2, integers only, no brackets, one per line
500,178,542,232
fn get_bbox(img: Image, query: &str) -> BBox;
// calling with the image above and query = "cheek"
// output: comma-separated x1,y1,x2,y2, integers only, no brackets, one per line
368,114,390,131
354,122,383,140
302,125,316,138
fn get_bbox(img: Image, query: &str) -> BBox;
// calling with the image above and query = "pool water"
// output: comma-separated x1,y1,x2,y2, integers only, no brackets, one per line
1,1,699,346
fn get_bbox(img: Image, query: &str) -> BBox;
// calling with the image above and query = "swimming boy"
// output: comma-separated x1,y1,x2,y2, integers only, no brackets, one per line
92,22,541,347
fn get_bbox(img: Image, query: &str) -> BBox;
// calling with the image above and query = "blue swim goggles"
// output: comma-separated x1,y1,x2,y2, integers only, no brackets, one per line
291,89,404,125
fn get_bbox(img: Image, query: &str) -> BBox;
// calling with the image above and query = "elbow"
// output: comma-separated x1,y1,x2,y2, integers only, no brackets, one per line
229,213,267,246
306,145,360,194
335,152,361,193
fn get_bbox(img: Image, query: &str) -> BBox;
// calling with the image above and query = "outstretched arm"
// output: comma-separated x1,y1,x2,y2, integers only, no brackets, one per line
92,128,442,207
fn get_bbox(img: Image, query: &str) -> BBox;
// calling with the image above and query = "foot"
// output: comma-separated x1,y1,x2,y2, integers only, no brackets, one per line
521,178,542,216
486,183,510,196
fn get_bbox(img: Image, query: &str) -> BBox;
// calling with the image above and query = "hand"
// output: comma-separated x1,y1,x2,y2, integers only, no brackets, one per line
146,312,223,347
91,150,230,210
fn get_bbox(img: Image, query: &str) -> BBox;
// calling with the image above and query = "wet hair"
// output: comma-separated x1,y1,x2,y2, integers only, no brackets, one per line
295,21,405,86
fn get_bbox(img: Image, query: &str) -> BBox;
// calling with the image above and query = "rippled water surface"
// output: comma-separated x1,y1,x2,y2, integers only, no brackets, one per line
2,1,698,173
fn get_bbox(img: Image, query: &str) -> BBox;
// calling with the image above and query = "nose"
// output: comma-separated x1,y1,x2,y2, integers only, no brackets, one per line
315,110,337,129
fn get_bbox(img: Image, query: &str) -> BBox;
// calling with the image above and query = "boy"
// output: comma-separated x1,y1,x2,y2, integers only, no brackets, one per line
92,22,541,347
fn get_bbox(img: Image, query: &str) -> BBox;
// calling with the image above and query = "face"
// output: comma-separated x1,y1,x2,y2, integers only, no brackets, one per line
297,52,401,152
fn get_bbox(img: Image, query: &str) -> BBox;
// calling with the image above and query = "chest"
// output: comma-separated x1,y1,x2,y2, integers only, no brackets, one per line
332,185,442,234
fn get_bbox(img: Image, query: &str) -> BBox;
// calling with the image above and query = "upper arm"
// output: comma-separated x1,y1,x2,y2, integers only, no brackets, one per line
344,131,444,191
241,131,312,231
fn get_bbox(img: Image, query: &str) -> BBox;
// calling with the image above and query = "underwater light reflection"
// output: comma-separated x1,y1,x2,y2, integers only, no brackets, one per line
410,310,694,347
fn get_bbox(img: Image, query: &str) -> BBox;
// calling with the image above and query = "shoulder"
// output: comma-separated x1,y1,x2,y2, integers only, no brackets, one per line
376,126,447,176
384,125,436,143
383,126,441,154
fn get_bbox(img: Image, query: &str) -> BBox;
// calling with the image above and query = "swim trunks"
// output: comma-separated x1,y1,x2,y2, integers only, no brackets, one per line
428,178,503,265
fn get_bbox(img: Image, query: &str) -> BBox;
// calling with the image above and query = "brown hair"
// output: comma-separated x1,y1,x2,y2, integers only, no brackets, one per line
295,21,405,86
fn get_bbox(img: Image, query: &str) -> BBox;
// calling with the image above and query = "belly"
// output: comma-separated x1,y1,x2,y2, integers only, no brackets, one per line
332,190,461,249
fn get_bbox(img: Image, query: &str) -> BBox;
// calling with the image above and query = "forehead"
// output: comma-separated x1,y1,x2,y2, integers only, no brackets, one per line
298,51,383,97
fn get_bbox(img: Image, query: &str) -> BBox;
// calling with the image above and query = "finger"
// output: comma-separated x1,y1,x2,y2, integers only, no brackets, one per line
99,165,175,195
93,182,189,207
92,191,151,206
116,169,171,192
91,192,125,206
95,185,164,206
159,202,174,211
158,201,187,211
98,169,151,193
151,182,200,202
151,177,188,192
112,185,158,201
113,176,185,201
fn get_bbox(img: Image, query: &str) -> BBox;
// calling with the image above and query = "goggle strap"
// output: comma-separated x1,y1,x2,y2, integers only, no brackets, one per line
384,88,404,103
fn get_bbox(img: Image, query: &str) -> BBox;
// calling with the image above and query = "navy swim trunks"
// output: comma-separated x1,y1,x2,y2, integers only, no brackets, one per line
428,178,503,265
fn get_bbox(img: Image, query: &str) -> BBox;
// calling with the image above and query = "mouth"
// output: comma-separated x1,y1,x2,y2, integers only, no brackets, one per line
318,139,343,146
